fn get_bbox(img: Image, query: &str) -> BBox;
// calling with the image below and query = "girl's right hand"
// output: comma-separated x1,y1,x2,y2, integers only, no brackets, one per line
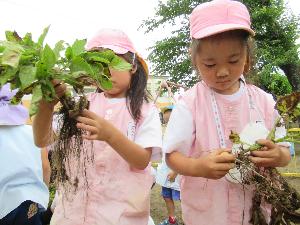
39,80,67,111
193,149,235,179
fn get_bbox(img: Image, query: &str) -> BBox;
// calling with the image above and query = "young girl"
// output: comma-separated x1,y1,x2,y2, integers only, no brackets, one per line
32,28,162,225
0,84,49,225
163,1,291,225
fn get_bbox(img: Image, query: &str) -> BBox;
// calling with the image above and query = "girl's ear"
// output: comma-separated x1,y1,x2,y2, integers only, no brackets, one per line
130,64,137,75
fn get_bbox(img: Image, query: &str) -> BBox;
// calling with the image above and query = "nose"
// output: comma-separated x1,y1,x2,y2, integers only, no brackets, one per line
216,67,229,78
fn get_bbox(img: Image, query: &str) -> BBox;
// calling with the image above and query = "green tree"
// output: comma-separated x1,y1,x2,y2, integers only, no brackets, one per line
141,0,299,93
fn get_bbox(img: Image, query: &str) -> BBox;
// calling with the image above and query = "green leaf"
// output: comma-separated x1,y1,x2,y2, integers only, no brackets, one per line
37,26,50,47
2,49,21,68
29,84,43,116
71,39,86,57
0,45,5,53
109,55,132,71
1,41,23,68
83,51,114,64
41,44,56,70
53,40,65,59
90,63,102,77
100,76,112,90
5,31,22,42
70,56,94,75
19,65,36,89
0,67,18,86
22,33,34,47
65,46,73,60
35,60,48,79
103,67,111,78
90,50,115,61
19,50,36,65
41,81,56,102
99,67,112,90
58,73,83,87
86,55,110,64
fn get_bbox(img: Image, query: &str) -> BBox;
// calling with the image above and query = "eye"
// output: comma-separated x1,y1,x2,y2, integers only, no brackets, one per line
204,64,216,68
229,60,239,64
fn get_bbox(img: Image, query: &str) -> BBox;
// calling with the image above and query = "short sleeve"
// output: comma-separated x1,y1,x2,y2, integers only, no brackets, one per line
134,106,162,161
163,101,195,155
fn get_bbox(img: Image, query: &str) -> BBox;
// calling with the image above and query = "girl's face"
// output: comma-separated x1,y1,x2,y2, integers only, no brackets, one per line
195,35,248,95
104,57,133,98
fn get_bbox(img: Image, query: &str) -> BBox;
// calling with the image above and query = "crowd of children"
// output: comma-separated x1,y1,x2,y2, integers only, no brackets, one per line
0,0,294,225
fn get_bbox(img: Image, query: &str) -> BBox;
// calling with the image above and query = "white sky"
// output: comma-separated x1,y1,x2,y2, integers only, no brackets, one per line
0,0,299,71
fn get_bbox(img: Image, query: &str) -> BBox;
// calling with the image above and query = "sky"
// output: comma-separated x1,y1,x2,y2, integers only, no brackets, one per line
0,0,299,71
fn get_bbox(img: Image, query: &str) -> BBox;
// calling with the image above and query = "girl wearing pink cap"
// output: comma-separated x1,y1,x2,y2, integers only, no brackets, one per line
163,1,291,225
32,28,162,225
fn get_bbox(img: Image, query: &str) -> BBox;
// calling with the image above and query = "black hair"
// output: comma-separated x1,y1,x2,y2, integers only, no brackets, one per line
122,52,150,122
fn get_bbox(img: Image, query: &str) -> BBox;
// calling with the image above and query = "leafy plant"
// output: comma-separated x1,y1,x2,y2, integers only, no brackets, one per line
229,92,300,225
0,27,132,193
0,26,131,116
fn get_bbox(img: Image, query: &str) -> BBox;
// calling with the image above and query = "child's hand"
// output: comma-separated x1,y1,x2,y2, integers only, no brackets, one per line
39,80,67,110
249,139,291,167
167,171,178,182
193,149,235,179
76,109,114,142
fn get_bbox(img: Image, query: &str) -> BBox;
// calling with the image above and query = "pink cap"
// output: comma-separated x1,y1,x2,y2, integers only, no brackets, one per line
86,28,136,54
190,0,255,39
86,28,149,77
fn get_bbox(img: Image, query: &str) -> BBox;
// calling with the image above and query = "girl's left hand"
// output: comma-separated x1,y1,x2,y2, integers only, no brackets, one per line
76,109,114,141
249,139,290,167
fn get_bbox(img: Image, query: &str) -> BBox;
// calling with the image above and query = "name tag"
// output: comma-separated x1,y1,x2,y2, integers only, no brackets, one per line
127,121,136,140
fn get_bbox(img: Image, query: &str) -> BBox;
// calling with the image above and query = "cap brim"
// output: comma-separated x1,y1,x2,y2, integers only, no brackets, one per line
192,24,255,39
98,44,129,54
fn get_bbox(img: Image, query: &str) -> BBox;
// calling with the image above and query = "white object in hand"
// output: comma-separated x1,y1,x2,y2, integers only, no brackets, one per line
225,122,269,183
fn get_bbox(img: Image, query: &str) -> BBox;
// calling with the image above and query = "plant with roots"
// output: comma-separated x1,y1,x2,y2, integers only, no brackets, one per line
228,92,300,225
0,27,132,193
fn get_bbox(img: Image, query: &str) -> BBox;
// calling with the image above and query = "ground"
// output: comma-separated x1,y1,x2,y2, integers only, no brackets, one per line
150,185,184,225
151,155,300,225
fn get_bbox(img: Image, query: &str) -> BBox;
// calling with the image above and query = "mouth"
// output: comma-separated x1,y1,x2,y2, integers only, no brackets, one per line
216,80,230,84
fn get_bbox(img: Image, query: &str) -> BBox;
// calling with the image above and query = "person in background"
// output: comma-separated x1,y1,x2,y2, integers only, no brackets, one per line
0,84,49,225
157,105,180,225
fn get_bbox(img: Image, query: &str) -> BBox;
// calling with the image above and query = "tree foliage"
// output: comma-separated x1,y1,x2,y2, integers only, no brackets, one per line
141,0,300,93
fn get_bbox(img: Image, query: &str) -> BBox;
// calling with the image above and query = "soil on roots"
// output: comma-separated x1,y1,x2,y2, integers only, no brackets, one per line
51,95,93,196
236,150,300,225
